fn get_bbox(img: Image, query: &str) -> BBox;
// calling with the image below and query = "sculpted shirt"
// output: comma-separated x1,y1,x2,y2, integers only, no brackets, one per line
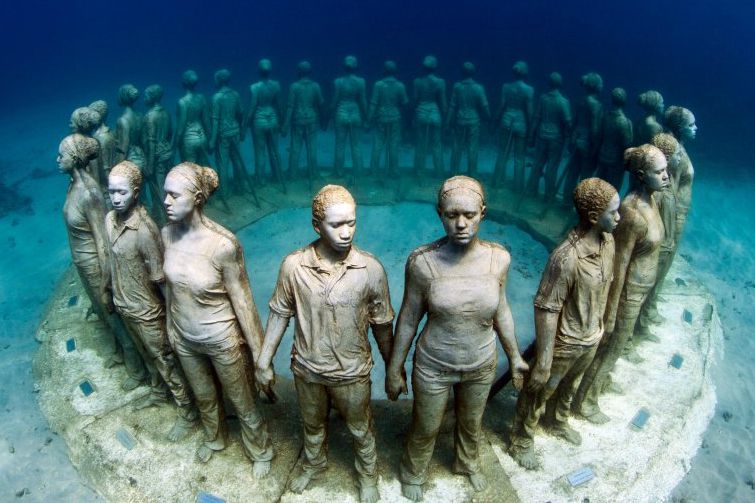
534,230,615,350
105,205,165,321
269,243,394,384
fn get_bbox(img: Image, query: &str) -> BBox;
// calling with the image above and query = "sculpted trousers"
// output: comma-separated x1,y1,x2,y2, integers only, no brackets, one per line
334,119,363,175
494,128,526,189
289,123,318,176
400,357,496,485
252,125,281,180
527,137,564,198
450,124,481,175
216,136,249,192
413,122,443,174
370,121,401,173
510,344,597,451
294,375,378,486
175,335,273,462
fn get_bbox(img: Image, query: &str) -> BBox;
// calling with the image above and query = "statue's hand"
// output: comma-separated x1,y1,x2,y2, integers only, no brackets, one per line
386,367,408,401
525,363,549,393
99,285,114,314
255,365,275,392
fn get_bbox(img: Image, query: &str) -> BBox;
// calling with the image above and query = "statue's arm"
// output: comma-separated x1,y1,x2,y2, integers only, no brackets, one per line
492,250,528,390
604,209,638,332
115,117,129,162
86,194,112,294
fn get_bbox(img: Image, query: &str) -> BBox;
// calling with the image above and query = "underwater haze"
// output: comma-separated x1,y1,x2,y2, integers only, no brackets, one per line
0,0,753,501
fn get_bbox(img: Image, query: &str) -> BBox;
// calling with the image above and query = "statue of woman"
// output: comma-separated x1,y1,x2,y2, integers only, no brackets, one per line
115,84,146,169
493,61,534,190
175,70,210,165
247,59,284,185
634,90,665,146
664,106,697,247
386,176,529,501
69,106,102,181
572,145,669,423
162,162,273,474
412,55,446,176
59,134,147,389
331,55,367,178
89,100,118,189
595,88,633,192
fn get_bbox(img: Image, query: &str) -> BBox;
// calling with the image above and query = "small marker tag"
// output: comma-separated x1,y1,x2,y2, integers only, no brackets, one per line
66,338,76,352
675,277,687,287
631,408,651,429
669,353,684,369
566,466,595,487
68,295,79,307
116,429,137,450
79,380,94,396
682,309,693,323
197,492,226,503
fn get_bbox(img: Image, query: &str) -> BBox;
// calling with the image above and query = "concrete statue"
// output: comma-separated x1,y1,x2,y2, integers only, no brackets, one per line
282,61,325,182
595,87,634,192
331,56,368,178
447,62,490,176
412,55,446,175
247,59,284,186
141,84,172,220
175,71,210,165
115,84,146,169
368,60,408,175
635,90,665,146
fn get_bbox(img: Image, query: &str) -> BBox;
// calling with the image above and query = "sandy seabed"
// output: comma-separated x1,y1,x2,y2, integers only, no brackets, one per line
0,103,752,502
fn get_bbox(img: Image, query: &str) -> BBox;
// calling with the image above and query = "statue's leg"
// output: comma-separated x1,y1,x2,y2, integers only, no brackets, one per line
561,151,583,203
252,126,266,181
293,376,330,483
413,123,427,175
527,138,548,195
305,124,319,178
468,124,480,177
494,128,513,186
450,126,462,173
544,139,564,201
266,129,282,183
334,122,347,176
370,123,385,172
513,135,527,191
289,126,302,176
350,121,363,174
430,125,444,175
387,121,401,175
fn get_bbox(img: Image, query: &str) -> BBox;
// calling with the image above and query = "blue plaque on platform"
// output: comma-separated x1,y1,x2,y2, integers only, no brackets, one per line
79,380,94,396
631,408,651,429
682,309,693,323
116,428,136,450
566,466,595,487
197,492,225,503
68,295,78,307
669,353,684,369
66,338,76,352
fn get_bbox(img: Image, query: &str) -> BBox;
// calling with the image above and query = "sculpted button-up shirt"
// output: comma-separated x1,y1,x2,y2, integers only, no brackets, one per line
105,205,165,321
269,242,394,384
534,230,615,350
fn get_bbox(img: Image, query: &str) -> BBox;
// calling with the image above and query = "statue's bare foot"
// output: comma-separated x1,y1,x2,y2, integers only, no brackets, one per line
468,472,487,492
288,470,317,494
196,444,214,463
104,354,123,369
577,408,610,425
510,446,540,470
133,393,167,411
621,345,644,364
547,424,582,445
167,417,193,443
401,483,423,501
359,484,379,503
253,460,270,479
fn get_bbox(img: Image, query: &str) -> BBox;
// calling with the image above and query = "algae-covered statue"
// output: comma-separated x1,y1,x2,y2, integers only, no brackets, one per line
115,84,146,169
509,178,619,470
526,72,572,200
596,88,633,192
210,69,253,194
386,176,529,501
572,145,669,423
255,185,394,503
247,59,283,184
175,71,210,165
412,55,446,175
664,106,697,247
331,55,368,178
59,134,147,390
561,72,603,201
141,85,172,220
162,162,273,474
447,62,490,176
493,61,534,190
282,61,324,180
635,90,665,146
89,100,118,188
368,60,408,175
105,161,196,440
69,106,103,181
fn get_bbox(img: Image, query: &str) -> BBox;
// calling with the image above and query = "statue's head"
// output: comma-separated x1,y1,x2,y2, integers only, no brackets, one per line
58,133,99,174
611,87,627,107
650,133,681,166
144,85,163,106
108,161,142,213
118,84,139,107
512,60,529,78
69,107,101,135
664,106,697,142
573,178,620,232
214,68,231,86
343,55,358,71
462,61,476,77
297,60,312,77
422,55,438,72
437,176,487,247
637,90,664,115
548,72,563,89
624,144,669,192
580,72,603,93
383,60,397,76
164,162,219,221
88,100,108,123
258,59,272,76
181,70,199,90
311,185,357,253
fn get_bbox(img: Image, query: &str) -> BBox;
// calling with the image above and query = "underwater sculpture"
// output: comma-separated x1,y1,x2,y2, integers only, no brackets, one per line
635,90,665,147
595,88,634,192
368,60,408,175
69,106,103,181
89,100,117,189
572,145,669,423
386,176,529,501
175,71,210,166
59,133,147,390
447,62,490,176
561,72,604,202
283,61,324,181
509,178,619,470
141,85,172,220
526,72,572,199
105,161,197,440
331,55,368,178
255,184,393,503
664,106,696,248
493,61,534,190
115,84,146,169
162,162,273,473
210,69,254,195
412,55,446,175
247,59,284,185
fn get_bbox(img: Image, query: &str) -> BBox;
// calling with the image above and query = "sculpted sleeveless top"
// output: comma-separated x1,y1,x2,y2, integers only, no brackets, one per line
415,243,500,371
63,185,99,271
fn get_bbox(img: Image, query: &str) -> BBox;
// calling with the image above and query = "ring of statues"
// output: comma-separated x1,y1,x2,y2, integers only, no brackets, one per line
33,56,719,502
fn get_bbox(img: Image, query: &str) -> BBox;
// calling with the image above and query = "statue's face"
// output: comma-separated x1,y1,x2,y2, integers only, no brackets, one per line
641,153,670,192
682,115,697,141
108,175,138,214
163,172,197,223
670,146,683,167
438,190,485,246
57,147,76,173
314,203,356,253
597,193,621,233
